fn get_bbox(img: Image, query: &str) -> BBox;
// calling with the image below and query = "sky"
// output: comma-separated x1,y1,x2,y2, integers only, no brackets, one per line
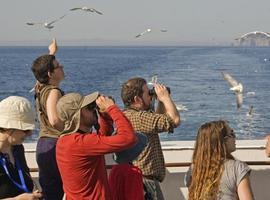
1,0,270,46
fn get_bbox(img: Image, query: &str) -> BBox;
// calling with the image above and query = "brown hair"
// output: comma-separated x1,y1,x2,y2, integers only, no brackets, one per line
121,77,147,107
31,54,56,84
188,120,233,200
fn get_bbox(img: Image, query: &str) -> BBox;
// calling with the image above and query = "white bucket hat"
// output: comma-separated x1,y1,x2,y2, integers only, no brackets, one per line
0,96,35,130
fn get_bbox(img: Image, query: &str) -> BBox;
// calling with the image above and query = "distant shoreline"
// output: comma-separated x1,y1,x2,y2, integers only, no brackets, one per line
0,44,230,47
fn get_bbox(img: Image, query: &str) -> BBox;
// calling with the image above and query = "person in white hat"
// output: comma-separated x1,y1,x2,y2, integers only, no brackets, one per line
0,96,42,200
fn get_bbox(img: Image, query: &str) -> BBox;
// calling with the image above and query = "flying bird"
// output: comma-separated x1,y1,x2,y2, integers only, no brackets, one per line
246,105,254,116
135,28,151,38
222,71,243,109
26,15,66,30
175,104,188,111
148,75,158,85
70,6,103,15
247,91,256,96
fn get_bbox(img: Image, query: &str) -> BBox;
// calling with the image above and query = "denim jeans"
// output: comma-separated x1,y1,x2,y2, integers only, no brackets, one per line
36,137,63,200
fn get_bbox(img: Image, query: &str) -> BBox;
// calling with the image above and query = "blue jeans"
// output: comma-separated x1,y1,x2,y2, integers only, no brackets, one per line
36,137,63,200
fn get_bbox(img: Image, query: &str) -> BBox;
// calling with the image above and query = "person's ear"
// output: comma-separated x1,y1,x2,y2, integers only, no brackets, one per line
133,96,143,107
48,71,53,78
134,96,141,103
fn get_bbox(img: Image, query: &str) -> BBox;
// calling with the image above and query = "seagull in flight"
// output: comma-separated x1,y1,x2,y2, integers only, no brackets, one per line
148,75,158,85
222,71,243,109
175,104,188,111
135,28,151,38
246,105,254,116
26,15,66,30
160,29,168,32
70,6,103,15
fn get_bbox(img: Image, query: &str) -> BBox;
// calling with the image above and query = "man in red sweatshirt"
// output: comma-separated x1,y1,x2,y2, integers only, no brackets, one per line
55,92,137,200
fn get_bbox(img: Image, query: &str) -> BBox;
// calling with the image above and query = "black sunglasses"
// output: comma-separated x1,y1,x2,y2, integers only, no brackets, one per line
87,102,97,111
54,64,63,70
224,130,236,139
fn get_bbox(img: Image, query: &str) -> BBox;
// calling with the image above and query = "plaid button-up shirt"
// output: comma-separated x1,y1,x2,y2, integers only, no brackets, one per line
123,108,175,182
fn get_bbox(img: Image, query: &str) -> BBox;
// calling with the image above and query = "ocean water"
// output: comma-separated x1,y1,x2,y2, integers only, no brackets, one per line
0,46,269,142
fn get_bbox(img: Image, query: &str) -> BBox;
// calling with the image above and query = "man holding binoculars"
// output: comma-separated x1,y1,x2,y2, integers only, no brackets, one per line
121,77,180,200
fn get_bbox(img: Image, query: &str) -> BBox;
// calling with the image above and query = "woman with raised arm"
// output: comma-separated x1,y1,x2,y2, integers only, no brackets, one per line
31,39,65,199
0,96,42,200
185,120,254,200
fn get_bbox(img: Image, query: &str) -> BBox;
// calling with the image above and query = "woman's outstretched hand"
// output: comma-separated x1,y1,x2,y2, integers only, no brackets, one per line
48,38,57,55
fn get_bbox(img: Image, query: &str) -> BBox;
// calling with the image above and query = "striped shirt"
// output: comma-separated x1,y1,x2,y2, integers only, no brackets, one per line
123,108,175,182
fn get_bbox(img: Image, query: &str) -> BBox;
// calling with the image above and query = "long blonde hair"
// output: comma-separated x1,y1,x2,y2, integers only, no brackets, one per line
188,120,233,200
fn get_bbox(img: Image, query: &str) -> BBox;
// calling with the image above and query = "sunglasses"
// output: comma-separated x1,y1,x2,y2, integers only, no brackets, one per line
22,130,32,134
224,130,236,139
87,102,97,111
54,64,63,70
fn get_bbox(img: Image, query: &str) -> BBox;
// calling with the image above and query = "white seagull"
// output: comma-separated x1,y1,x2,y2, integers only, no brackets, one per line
247,91,256,96
160,29,168,32
222,71,243,109
175,104,188,111
135,28,151,38
70,6,103,15
148,75,158,86
26,15,66,30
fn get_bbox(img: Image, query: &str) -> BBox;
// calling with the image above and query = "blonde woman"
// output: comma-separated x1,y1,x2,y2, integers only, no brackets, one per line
185,120,254,200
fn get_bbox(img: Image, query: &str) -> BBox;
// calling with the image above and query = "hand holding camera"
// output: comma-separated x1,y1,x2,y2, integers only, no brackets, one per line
149,84,171,102
155,84,171,102
148,86,170,97
96,95,115,113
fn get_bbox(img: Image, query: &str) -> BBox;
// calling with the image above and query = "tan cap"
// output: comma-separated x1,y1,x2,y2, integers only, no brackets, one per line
57,92,99,135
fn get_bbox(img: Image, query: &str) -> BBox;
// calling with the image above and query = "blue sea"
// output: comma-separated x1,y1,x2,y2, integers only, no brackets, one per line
0,46,269,142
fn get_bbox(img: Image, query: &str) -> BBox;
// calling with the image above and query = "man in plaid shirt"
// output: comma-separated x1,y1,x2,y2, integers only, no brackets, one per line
121,77,180,200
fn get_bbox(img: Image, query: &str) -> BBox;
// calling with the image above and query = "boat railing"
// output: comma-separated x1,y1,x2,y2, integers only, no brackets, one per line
28,160,270,172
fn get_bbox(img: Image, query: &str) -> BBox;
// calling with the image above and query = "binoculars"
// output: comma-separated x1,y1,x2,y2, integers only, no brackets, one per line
148,87,171,96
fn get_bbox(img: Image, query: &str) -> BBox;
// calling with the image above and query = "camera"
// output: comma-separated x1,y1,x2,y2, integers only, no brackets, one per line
148,87,170,96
